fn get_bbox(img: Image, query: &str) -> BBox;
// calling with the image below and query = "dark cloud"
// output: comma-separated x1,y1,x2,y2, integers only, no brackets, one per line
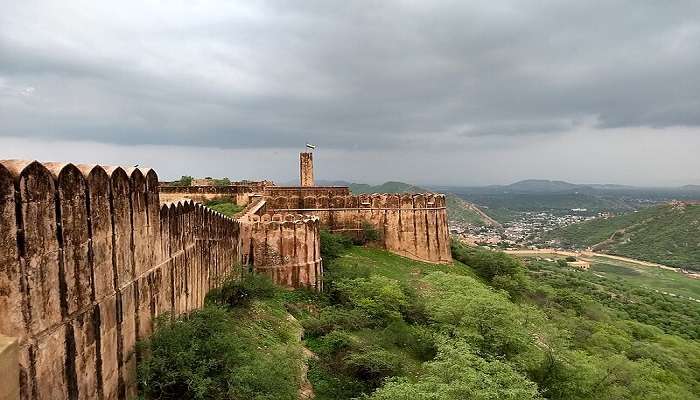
1,0,700,153
0,0,700,188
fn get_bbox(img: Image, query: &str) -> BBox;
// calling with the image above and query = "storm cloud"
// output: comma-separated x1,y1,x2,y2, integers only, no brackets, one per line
1,0,700,184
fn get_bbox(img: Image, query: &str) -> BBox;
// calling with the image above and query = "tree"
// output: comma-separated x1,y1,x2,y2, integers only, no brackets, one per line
213,177,232,186
173,175,193,186
368,340,541,400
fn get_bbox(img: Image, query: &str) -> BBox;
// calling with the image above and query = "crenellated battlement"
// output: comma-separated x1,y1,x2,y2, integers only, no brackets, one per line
265,193,451,264
0,160,240,400
265,193,447,211
237,205,323,289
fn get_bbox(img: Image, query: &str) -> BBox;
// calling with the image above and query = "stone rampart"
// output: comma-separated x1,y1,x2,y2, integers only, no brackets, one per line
238,211,322,290
267,193,451,264
263,186,350,198
159,184,266,205
0,161,239,400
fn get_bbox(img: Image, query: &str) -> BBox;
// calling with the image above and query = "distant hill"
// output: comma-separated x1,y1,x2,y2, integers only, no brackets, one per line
545,202,700,270
347,181,427,194
681,184,700,191
505,179,584,193
335,180,497,227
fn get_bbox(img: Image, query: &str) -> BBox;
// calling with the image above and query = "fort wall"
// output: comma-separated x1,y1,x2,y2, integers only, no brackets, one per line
267,193,451,264
159,184,266,205
0,161,239,400
0,336,19,400
263,186,350,198
238,213,322,290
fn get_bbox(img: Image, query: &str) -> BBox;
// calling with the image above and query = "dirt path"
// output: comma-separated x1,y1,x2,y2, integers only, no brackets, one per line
286,313,316,400
504,248,680,272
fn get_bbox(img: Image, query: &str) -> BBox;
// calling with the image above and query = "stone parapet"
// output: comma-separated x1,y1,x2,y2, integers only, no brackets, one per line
0,161,239,400
266,193,451,264
238,207,322,289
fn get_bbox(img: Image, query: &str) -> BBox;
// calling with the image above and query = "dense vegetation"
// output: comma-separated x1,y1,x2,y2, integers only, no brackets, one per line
546,203,700,270
137,274,303,400
137,233,700,399
205,198,244,217
293,238,700,399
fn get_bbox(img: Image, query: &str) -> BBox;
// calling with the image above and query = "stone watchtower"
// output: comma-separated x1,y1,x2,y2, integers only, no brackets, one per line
300,152,314,187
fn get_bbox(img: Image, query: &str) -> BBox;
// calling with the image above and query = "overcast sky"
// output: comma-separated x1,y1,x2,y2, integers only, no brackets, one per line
1,0,700,186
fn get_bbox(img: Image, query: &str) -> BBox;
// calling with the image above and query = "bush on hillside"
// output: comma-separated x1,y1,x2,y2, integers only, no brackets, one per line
206,273,276,308
320,229,353,261
451,241,529,297
136,305,300,400
333,275,408,322
344,346,404,389
368,340,541,400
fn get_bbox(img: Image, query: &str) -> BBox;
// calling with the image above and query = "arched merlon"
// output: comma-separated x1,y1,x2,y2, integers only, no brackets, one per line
238,207,322,290
0,160,240,400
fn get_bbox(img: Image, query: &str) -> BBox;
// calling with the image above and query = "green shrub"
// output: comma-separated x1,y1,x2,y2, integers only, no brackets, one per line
172,175,193,186
565,256,577,262
204,198,244,217
316,330,355,356
137,305,300,400
344,346,404,389
333,276,408,322
360,221,380,244
451,241,529,297
367,340,541,400
320,229,353,261
302,307,372,337
206,273,276,308
381,320,436,361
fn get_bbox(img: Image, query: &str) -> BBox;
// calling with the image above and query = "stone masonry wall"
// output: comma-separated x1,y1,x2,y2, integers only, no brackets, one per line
263,186,350,198
0,161,239,400
159,184,266,205
238,210,322,290
267,193,452,264
299,152,314,187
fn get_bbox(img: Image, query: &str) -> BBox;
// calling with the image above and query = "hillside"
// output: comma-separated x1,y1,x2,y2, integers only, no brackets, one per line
505,179,584,193
546,202,700,270
342,181,497,226
138,234,700,399
445,194,501,226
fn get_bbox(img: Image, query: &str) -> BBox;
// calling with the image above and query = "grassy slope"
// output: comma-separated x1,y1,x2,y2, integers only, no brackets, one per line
306,245,700,398
138,292,304,399
299,247,477,400
445,194,500,226
588,257,700,299
332,246,476,282
516,253,700,300
546,203,700,269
